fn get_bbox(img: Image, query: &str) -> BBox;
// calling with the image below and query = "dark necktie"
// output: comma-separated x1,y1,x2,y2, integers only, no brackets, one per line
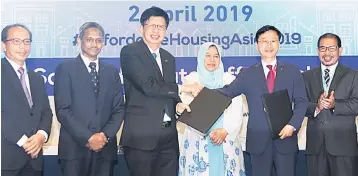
89,62,99,94
18,67,33,107
152,53,157,60
324,68,330,88
152,52,169,120
266,65,275,94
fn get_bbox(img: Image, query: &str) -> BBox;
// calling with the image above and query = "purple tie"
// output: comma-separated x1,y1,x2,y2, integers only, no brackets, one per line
18,67,33,107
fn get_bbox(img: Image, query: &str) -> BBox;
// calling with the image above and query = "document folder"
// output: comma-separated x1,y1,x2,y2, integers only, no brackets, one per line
178,87,232,136
262,89,293,139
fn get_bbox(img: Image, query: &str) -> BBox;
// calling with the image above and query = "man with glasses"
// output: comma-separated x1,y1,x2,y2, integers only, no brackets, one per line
303,33,358,176
54,22,125,176
120,7,201,176
217,25,308,176
1,24,53,176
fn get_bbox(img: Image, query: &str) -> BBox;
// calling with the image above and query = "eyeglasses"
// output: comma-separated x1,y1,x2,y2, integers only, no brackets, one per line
144,24,167,31
258,40,279,45
84,37,103,44
4,38,32,45
318,46,338,52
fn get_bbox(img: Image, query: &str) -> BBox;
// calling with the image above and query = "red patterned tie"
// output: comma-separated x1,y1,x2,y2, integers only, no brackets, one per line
266,65,275,93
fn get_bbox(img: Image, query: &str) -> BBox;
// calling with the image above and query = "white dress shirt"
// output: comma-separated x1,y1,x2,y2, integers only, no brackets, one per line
81,53,99,73
147,47,171,122
5,57,48,147
261,58,277,78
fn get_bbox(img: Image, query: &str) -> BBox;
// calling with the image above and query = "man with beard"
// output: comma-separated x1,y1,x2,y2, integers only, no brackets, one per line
303,33,358,176
54,22,125,176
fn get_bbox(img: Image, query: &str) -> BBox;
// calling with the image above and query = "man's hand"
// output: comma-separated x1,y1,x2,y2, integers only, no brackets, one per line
23,133,46,159
321,91,335,109
176,103,191,115
87,132,108,152
209,128,228,145
316,92,327,112
181,83,204,97
279,125,295,140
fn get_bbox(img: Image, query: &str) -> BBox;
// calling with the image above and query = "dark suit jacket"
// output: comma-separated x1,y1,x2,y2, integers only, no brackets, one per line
54,55,125,160
220,61,308,155
120,40,179,151
303,64,358,156
1,58,52,171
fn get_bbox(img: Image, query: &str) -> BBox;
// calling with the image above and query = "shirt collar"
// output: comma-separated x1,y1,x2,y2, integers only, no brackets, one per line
147,46,160,55
5,57,27,74
321,61,338,74
81,53,99,68
261,58,277,69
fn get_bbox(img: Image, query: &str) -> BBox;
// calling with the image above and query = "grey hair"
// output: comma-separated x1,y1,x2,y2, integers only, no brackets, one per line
1,23,32,42
78,22,105,40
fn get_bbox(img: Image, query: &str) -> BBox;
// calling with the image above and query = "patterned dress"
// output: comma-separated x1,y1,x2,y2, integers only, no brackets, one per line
178,72,247,176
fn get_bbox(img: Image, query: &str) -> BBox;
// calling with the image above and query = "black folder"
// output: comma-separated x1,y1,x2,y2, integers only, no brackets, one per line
178,87,232,136
262,89,293,139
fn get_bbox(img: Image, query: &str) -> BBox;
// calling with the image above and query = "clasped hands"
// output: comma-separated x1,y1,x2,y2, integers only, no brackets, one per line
316,91,335,112
22,133,46,159
86,132,108,152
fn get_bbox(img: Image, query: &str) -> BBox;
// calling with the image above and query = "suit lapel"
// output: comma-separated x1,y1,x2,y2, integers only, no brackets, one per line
139,40,163,78
75,55,97,96
329,64,348,92
273,61,284,92
160,49,171,82
97,61,108,106
310,66,324,99
2,59,32,111
253,62,269,93
28,70,38,110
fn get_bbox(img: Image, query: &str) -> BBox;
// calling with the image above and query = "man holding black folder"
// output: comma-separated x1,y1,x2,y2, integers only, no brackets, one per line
303,33,358,176
217,25,308,176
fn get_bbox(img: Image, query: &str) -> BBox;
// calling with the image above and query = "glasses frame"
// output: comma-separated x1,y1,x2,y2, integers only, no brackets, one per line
144,24,167,31
318,46,339,52
4,38,32,45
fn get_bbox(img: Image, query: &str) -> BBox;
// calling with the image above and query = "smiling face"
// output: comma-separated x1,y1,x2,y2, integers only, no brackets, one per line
77,27,104,61
204,45,221,72
140,16,167,50
2,26,31,66
318,37,342,67
256,30,280,62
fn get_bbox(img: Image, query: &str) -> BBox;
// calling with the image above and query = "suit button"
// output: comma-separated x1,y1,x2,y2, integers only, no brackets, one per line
320,121,324,124
30,113,33,116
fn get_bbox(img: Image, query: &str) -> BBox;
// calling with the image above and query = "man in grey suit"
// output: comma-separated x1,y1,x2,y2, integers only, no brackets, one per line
303,33,358,176
54,22,125,176
1,24,53,176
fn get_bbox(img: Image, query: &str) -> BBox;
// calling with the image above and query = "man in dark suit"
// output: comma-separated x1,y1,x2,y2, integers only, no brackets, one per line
218,25,308,176
54,22,125,176
120,7,201,176
303,33,358,176
1,24,53,176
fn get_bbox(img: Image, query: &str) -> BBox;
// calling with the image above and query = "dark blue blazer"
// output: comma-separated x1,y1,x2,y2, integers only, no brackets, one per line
220,61,308,154
1,58,53,171
54,55,125,160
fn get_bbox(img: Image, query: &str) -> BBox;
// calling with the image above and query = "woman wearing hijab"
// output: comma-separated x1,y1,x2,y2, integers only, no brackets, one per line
178,42,247,176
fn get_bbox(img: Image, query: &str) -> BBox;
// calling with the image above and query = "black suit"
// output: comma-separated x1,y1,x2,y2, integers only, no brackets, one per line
303,64,358,176
1,58,53,176
54,55,125,176
120,40,180,176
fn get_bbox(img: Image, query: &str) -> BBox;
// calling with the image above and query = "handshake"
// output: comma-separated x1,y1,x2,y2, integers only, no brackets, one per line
176,82,204,115
179,82,204,97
